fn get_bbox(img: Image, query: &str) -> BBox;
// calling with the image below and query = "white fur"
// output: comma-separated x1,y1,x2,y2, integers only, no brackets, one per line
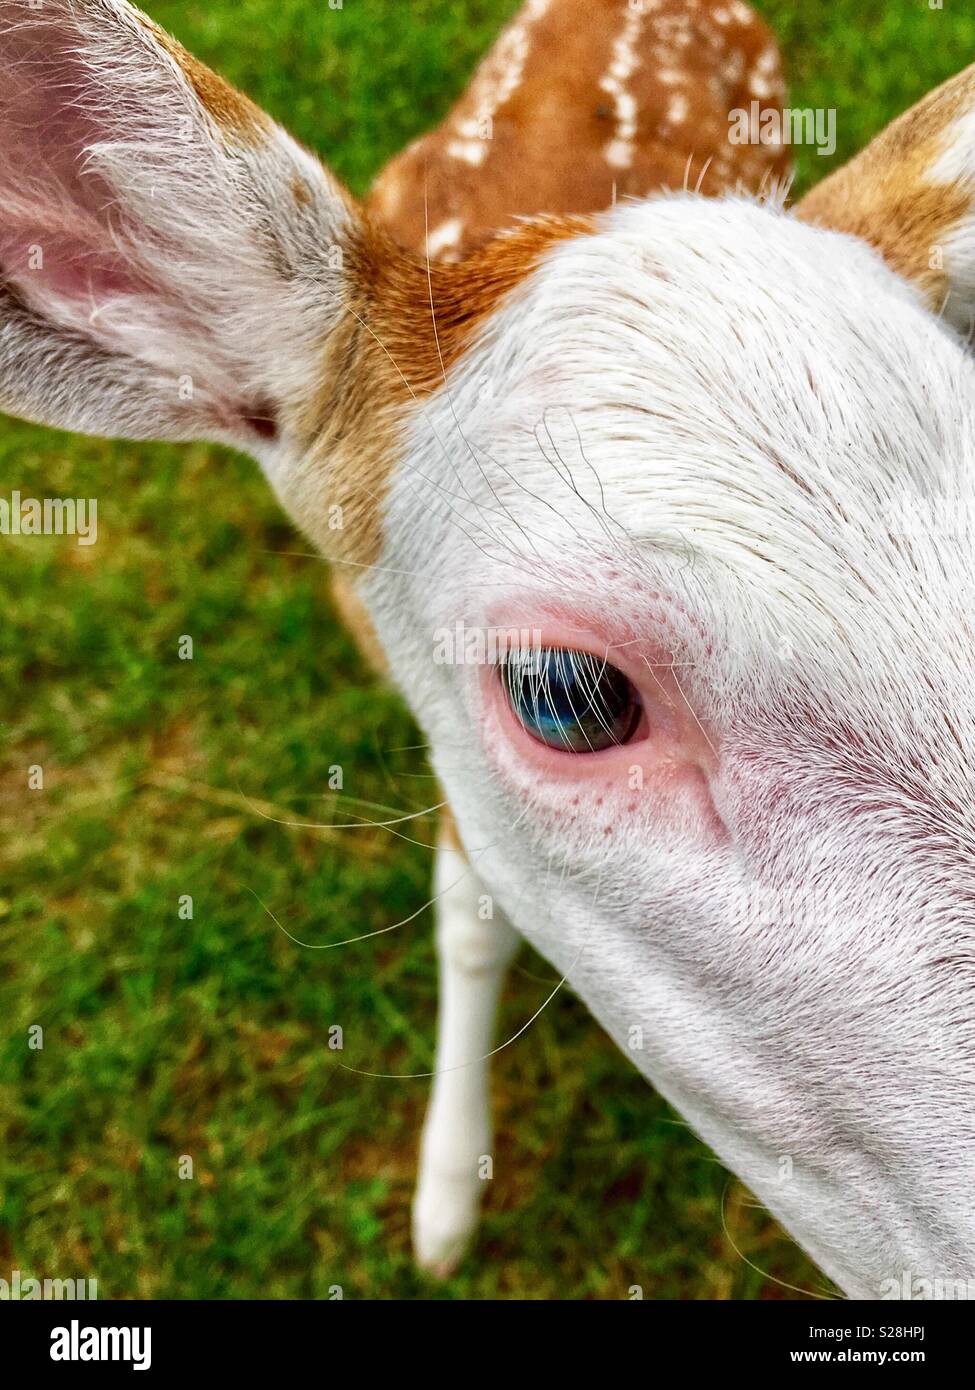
931,109,975,334
413,836,520,1273
599,2,646,170
367,197,975,1297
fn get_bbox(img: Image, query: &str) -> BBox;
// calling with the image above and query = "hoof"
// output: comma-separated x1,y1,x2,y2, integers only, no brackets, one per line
412,1171,481,1276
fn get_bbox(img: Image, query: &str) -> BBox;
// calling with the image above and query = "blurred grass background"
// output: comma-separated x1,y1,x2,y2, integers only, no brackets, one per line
1,0,973,1301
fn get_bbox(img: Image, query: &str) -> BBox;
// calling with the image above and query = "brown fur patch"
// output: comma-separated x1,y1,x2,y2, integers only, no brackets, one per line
797,65,975,308
439,803,465,855
296,213,593,571
140,16,271,146
354,213,593,392
330,573,388,675
305,0,789,672
369,0,790,261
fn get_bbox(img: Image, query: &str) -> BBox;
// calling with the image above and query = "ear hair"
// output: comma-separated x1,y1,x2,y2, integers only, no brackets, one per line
0,0,356,447
797,64,975,338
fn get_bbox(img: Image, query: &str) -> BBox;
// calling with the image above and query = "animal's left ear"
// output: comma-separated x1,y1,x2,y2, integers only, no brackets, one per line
797,64,975,336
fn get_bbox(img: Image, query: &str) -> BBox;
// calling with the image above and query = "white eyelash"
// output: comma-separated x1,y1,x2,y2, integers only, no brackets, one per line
500,647,636,749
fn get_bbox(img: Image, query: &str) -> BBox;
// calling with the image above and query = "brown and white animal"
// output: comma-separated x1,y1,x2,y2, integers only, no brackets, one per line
369,0,789,260
4,0,975,1299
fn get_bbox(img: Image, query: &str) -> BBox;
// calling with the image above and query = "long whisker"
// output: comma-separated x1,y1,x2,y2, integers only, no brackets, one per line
719,1181,843,1302
244,850,475,950
238,789,447,831
642,653,719,761
339,862,602,1080
336,966,572,1079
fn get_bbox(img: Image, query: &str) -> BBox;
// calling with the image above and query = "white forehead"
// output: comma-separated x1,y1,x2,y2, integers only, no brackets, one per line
382,195,975,682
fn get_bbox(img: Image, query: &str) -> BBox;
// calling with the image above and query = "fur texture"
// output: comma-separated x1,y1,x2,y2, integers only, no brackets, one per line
366,194,975,1297
370,0,790,261
0,0,353,450
6,0,975,1297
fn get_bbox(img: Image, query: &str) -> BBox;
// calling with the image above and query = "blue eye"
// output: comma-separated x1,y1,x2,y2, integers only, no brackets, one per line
499,647,642,753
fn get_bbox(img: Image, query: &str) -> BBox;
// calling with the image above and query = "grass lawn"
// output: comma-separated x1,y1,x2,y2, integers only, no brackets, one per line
1,0,972,1301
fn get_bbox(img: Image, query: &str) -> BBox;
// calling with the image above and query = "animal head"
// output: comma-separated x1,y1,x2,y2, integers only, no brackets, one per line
4,0,975,1299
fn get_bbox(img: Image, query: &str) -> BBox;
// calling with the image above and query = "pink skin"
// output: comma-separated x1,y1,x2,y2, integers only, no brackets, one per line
0,26,141,303
476,601,727,842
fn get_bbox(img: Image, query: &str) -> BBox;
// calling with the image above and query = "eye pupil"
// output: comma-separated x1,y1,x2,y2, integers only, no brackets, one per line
500,647,642,753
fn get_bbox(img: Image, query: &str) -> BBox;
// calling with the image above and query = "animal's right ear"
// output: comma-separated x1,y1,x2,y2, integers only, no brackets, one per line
797,64,975,338
0,0,364,450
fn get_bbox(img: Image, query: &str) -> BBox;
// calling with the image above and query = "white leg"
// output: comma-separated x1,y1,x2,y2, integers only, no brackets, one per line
412,824,520,1275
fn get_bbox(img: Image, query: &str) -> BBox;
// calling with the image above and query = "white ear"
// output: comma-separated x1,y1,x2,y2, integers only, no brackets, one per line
0,0,357,447
797,64,975,338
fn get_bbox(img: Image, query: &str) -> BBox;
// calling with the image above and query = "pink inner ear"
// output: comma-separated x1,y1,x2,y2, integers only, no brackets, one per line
0,3,311,441
0,14,164,324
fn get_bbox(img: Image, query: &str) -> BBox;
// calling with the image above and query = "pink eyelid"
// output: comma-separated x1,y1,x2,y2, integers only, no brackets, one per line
479,618,690,776
475,604,724,837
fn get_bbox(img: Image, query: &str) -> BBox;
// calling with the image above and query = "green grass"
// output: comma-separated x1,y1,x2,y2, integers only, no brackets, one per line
1,0,972,1301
